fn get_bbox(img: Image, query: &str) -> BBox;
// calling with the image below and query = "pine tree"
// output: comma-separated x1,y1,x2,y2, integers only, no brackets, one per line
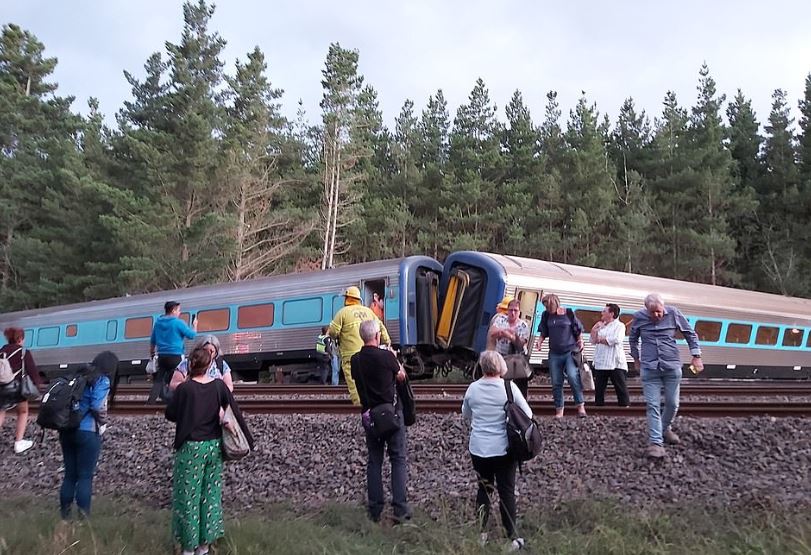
223,47,315,280
798,73,811,182
415,90,450,258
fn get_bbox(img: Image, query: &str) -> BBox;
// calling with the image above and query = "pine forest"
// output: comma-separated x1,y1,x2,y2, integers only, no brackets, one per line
2,1,811,312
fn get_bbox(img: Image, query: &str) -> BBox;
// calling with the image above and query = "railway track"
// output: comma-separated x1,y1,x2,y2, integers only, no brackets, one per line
116,382,811,397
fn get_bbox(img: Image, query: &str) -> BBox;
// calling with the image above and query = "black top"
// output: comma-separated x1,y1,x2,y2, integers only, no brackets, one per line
165,379,254,451
351,346,399,412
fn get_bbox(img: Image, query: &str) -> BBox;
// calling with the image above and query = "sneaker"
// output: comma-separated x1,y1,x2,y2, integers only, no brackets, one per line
479,532,488,547
664,429,681,445
646,444,666,459
508,537,525,551
14,439,33,454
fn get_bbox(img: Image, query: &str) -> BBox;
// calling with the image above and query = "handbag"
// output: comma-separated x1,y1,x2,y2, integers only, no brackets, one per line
20,373,40,401
145,355,158,375
221,405,250,461
503,354,531,380
369,402,400,440
573,350,595,391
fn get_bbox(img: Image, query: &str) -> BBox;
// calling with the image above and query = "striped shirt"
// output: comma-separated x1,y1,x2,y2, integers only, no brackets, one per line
592,320,628,371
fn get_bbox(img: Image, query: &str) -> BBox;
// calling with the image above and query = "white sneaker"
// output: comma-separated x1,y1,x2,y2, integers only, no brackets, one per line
508,538,525,551
14,439,33,454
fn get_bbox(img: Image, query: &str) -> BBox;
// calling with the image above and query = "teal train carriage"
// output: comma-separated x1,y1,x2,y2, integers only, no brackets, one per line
436,252,811,379
0,257,443,382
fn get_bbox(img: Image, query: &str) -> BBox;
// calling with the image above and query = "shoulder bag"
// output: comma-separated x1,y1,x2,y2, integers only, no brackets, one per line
572,349,595,392
358,363,401,440
221,404,250,461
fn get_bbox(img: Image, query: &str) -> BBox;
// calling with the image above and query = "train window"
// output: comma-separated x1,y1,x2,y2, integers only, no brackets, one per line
37,326,60,346
755,326,779,346
179,312,190,325
66,324,78,338
282,298,323,325
197,308,231,332
725,323,752,344
619,314,633,336
782,328,805,347
238,304,275,329
24,329,34,347
575,310,602,333
694,321,721,342
807,332,811,348
331,295,344,318
106,320,118,341
125,317,153,339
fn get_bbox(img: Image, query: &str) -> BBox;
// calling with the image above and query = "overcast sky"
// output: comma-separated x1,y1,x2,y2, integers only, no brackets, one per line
6,0,811,132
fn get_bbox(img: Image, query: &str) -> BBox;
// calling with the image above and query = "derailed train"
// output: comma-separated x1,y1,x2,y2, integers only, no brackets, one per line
1,251,810,382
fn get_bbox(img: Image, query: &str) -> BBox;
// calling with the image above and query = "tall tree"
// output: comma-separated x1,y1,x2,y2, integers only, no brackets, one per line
222,47,314,281
415,90,450,258
319,42,365,268
798,73,811,183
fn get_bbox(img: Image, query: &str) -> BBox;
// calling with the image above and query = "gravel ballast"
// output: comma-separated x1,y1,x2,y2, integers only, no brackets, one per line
1,414,808,515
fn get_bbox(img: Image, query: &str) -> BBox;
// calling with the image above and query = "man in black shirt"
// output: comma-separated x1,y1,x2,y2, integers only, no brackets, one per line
350,319,410,523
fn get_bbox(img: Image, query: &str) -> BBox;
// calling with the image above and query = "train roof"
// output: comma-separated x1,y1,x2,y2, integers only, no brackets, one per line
0,257,436,324
480,253,811,322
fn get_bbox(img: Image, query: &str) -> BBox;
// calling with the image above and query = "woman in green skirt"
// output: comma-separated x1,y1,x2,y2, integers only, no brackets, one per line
166,346,253,555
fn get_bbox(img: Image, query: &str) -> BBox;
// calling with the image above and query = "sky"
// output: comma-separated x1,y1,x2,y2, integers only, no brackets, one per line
5,0,811,132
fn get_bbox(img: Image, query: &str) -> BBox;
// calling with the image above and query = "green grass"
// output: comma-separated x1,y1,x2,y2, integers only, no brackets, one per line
0,496,809,554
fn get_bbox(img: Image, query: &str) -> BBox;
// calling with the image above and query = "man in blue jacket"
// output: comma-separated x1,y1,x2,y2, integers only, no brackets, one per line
148,301,197,404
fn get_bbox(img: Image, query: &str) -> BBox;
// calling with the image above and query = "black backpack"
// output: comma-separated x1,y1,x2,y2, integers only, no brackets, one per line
37,373,88,431
504,380,542,462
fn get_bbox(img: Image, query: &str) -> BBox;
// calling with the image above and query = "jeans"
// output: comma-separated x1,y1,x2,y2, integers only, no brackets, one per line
641,365,682,446
331,354,340,385
594,369,630,406
364,411,409,521
548,351,584,409
59,429,102,518
471,453,518,539
148,355,182,404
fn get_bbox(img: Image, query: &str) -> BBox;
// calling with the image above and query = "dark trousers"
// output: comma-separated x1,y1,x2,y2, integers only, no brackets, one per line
364,414,409,521
148,355,182,404
59,429,102,518
513,378,529,400
471,453,518,539
594,368,630,406
316,356,330,384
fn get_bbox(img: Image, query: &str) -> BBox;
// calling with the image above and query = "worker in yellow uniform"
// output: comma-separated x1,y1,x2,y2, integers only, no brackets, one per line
329,286,391,405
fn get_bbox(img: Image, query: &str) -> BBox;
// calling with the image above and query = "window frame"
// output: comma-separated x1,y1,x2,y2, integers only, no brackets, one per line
724,322,753,345
694,320,722,343
65,324,78,338
196,308,231,333
124,316,154,339
754,325,779,346
281,297,325,326
237,303,275,329
37,326,60,347
782,327,805,348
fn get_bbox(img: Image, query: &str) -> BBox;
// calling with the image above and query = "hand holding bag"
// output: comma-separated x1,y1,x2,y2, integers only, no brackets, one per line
221,404,250,461
573,350,595,392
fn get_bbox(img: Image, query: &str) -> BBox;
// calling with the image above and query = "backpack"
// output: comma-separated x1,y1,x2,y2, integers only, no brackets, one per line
0,347,23,385
36,373,89,431
504,380,542,462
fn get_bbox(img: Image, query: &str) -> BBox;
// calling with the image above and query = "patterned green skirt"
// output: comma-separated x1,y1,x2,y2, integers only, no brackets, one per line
172,439,224,550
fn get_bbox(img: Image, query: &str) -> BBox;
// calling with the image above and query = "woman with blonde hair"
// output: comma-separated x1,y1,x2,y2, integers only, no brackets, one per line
462,350,532,551
536,294,587,418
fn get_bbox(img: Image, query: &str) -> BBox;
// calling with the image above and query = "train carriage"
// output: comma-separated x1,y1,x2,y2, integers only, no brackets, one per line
0,256,443,382
437,252,811,379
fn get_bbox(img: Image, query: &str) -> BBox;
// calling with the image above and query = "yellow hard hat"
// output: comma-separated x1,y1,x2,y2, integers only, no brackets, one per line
344,286,362,300
497,295,514,311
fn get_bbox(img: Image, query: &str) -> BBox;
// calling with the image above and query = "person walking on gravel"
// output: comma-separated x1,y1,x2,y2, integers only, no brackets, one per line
629,293,702,459
329,286,391,406
0,327,42,453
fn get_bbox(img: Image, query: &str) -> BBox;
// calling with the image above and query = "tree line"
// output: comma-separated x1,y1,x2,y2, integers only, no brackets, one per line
2,1,811,312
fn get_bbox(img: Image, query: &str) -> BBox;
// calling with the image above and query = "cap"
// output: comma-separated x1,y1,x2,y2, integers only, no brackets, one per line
497,295,514,311
344,286,362,300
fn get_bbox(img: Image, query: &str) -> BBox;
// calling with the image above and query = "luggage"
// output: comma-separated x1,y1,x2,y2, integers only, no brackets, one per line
37,374,88,431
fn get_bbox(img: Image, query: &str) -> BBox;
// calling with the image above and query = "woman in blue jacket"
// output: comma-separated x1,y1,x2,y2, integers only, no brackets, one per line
58,351,119,519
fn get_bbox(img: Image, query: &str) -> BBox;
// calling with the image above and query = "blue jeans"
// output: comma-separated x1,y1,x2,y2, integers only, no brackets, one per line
641,366,682,446
364,412,410,521
331,354,340,385
548,351,584,409
59,429,102,518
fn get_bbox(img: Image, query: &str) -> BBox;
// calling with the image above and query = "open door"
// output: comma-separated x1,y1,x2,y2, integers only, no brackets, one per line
517,289,543,357
435,269,470,349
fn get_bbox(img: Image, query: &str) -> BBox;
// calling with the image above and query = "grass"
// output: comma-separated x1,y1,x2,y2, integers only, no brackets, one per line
0,495,809,554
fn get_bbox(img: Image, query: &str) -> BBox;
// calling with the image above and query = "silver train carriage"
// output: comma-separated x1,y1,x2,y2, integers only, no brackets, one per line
436,252,811,379
0,256,444,382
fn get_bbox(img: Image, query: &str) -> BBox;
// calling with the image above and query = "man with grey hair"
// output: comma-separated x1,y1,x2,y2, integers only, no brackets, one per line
351,318,410,523
630,293,703,459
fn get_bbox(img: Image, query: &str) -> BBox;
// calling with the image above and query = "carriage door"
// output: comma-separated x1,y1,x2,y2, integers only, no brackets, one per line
516,289,543,357
435,269,470,349
361,278,387,320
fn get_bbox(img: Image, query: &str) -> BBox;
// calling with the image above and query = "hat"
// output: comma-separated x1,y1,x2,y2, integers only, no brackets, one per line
497,295,514,311
344,286,362,300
